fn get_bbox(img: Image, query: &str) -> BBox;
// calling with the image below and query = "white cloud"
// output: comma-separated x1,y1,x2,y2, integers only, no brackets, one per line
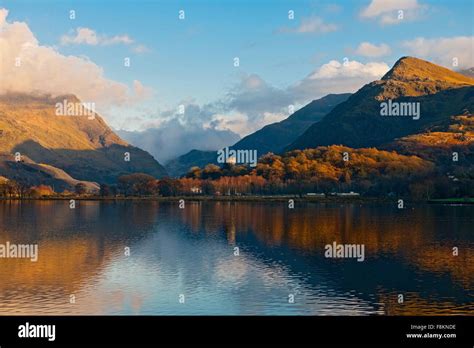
211,111,252,136
119,116,240,164
0,8,151,108
117,102,242,163
60,27,134,46
307,60,389,79
225,74,293,116
132,80,153,101
291,59,389,97
361,0,419,17
401,36,474,69
360,0,426,25
355,42,391,57
61,27,98,45
212,110,286,137
279,17,338,34
60,27,149,54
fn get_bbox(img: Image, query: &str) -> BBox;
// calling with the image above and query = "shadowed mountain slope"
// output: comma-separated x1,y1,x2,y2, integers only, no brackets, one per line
0,93,167,185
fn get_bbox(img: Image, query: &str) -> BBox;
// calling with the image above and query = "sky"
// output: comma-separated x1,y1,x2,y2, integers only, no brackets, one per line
0,0,473,162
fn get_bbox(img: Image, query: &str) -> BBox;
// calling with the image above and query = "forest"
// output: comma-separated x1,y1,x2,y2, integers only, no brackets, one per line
2,145,472,201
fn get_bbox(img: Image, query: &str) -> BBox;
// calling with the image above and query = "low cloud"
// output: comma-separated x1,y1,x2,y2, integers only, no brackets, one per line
355,42,391,57
401,36,474,69
118,105,241,163
223,74,293,126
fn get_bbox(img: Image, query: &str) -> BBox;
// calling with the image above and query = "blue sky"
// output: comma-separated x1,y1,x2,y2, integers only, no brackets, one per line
0,0,473,161
3,0,472,104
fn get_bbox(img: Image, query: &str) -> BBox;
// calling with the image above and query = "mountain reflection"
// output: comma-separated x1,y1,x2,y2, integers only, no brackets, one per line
0,201,472,315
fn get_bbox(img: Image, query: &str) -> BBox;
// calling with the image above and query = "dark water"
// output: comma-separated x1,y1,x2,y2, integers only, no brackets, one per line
0,200,472,315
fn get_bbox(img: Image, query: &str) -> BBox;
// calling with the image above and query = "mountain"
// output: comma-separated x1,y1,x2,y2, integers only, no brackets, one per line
165,93,351,177
165,150,217,177
233,93,351,154
287,57,474,151
0,93,167,186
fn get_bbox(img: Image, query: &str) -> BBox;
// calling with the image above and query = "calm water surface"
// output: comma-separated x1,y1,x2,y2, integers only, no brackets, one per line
0,201,472,315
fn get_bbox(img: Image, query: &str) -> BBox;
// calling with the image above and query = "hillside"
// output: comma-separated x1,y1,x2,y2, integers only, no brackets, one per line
386,114,474,165
0,93,167,185
287,57,474,151
233,93,351,153
181,145,436,198
0,153,99,192
165,150,216,178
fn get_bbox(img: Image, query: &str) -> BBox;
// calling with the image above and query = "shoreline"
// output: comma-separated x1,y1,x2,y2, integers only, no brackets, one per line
1,196,473,204
0,195,386,203
427,198,474,205
0,195,444,204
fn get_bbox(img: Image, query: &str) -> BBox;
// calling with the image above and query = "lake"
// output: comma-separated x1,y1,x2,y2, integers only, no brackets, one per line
0,200,472,315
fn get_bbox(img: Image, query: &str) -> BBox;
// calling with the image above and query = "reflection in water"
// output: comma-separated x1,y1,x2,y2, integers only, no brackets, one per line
0,201,472,315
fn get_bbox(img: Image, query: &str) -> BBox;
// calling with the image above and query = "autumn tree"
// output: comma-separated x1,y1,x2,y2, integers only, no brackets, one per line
158,177,182,197
118,173,158,196
201,164,222,180
29,185,55,198
75,183,87,195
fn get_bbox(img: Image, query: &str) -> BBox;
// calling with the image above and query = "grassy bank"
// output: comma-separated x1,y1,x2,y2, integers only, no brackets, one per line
0,195,388,203
428,198,474,204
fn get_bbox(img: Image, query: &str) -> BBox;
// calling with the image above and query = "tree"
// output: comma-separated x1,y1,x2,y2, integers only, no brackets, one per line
0,179,18,198
75,183,87,195
186,166,202,179
202,164,222,180
100,184,111,197
29,185,55,198
158,177,182,196
201,180,216,195
118,173,157,196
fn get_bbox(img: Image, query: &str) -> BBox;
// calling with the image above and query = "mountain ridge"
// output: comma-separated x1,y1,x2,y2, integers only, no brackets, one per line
233,93,351,153
0,92,167,186
287,57,474,151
